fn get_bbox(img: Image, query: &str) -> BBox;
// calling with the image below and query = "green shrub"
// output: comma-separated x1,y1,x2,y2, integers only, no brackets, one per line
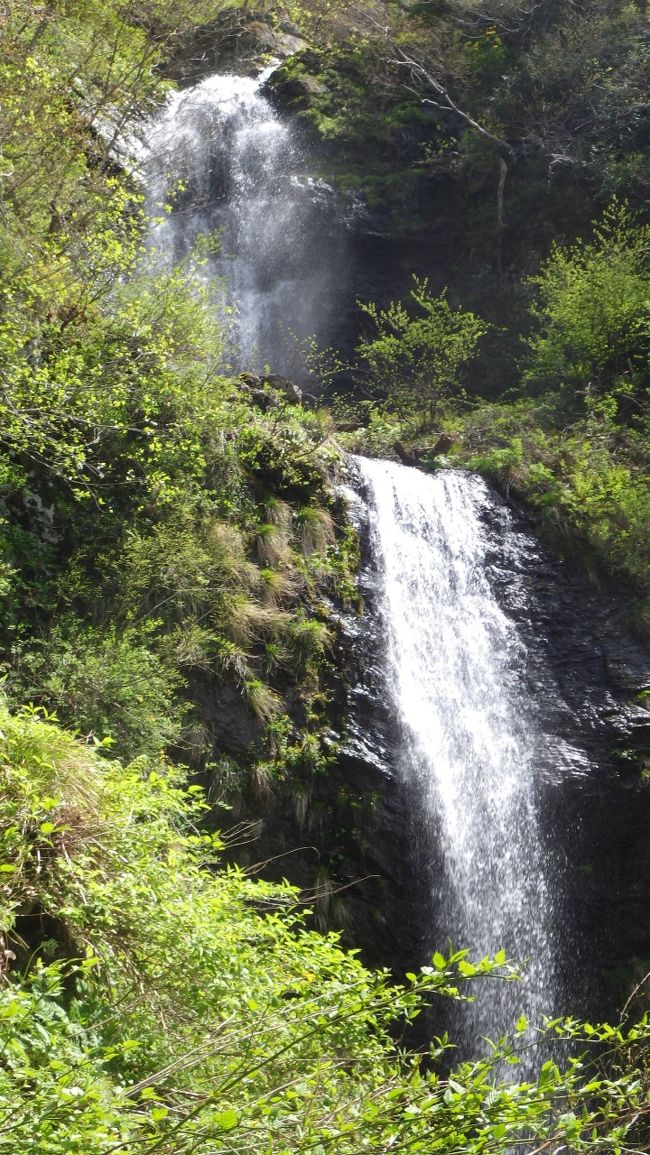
10,626,186,762
524,202,650,408
2,701,649,1155
356,277,487,420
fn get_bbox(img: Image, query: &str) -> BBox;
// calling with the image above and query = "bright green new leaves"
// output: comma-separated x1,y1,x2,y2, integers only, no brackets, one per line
0,0,352,778
524,201,650,407
455,390,650,613
353,200,650,624
1,702,650,1155
356,277,487,420
444,202,650,614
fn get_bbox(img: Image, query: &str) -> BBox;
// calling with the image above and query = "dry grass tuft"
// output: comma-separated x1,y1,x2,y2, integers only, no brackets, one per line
295,506,335,557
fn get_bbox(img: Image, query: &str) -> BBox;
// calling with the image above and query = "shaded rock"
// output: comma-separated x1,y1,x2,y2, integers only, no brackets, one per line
162,14,308,88
261,373,303,404
394,437,456,468
239,372,302,406
252,389,278,411
264,70,328,112
416,435,454,460
190,676,264,758
238,377,276,411
393,441,418,467
342,458,650,1017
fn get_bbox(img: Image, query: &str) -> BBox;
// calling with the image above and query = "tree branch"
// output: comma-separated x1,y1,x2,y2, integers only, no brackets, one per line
390,48,515,159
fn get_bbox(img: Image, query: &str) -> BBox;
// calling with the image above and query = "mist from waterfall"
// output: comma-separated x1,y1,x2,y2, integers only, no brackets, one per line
140,70,347,380
356,455,585,1054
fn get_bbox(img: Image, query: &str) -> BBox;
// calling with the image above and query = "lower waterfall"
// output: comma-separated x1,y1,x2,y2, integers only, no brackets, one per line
356,455,581,1052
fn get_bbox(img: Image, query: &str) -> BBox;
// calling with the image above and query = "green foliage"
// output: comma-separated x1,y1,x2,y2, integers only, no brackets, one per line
3,4,650,1148
442,386,650,618
1,702,650,1154
463,24,509,82
361,200,650,623
0,0,357,806
282,0,650,313
356,277,487,419
524,202,650,406
9,625,187,762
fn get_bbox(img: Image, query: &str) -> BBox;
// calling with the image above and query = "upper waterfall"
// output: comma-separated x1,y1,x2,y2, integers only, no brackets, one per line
355,455,584,1052
139,69,347,380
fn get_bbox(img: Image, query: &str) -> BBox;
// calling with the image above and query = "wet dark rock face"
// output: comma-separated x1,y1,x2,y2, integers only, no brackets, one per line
161,13,307,88
186,466,419,972
214,459,650,1000
209,588,418,971
326,476,422,968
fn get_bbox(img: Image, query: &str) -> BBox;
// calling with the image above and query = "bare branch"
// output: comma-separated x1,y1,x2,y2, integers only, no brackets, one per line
389,47,515,158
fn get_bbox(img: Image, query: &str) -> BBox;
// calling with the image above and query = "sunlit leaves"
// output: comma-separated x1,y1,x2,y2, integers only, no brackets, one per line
1,702,650,1154
525,201,650,404
356,276,487,420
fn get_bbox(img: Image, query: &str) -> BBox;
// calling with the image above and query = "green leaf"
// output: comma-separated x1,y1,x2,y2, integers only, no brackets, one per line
214,1110,238,1132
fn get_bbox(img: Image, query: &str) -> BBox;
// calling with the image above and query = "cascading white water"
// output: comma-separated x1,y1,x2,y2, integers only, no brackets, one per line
140,70,346,379
357,455,574,1049
134,63,606,1051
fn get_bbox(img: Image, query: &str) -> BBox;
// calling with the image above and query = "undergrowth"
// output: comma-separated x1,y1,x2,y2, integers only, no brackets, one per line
1,702,649,1154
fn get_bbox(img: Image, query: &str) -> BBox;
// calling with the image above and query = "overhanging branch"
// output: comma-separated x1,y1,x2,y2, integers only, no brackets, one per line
390,48,515,159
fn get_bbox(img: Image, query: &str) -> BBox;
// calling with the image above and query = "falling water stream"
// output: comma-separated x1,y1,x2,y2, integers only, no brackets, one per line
136,65,647,1057
356,456,579,1053
141,69,347,378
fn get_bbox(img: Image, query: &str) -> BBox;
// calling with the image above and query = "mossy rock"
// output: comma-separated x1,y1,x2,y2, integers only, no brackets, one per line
267,70,328,111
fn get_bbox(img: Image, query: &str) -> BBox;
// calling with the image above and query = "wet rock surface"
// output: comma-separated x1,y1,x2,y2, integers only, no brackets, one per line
328,471,423,967
239,373,304,406
193,456,650,1003
478,489,650,1015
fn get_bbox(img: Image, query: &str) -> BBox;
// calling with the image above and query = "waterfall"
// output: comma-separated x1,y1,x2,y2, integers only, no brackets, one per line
140,70,347,380
356,455,581,1051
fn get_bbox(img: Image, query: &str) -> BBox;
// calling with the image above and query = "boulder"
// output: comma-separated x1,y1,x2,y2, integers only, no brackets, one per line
162,14,307,88
264,71,328,112
416,434,454,460
261,373,303,404
393,441,419,467
239,373,303,410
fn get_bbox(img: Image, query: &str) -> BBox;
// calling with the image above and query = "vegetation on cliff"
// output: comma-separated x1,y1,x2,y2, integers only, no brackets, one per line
345,199,650,625
2,1,650,1150
0,0,356,805
277,2,650,624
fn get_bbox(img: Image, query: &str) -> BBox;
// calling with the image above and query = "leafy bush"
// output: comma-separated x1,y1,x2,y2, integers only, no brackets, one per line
450,389,650,613
0,0,353,786
10,626,187,762
1,703,650,1155
524,202,650,408
356,277,487,420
